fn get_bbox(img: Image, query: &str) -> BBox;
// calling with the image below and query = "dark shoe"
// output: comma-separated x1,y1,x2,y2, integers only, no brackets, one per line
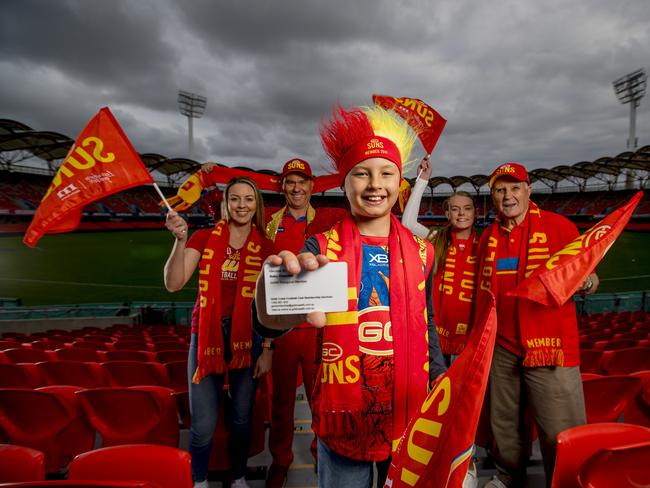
265,463,288,488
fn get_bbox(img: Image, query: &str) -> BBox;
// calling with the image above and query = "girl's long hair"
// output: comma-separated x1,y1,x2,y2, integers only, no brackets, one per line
431,191,476,273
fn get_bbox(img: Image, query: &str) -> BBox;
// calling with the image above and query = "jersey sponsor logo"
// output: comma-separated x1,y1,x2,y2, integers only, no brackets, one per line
358,306,393,356
368,252,389,264
322,342,343,362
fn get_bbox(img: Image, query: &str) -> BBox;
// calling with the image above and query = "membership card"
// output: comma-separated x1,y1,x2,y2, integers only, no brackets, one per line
264,261,348,315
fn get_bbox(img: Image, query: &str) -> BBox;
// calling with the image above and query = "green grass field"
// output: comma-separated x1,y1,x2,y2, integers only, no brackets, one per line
0,229,649,306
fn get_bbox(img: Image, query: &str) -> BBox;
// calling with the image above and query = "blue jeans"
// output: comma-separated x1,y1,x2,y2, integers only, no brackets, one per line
188,319,262,481
317,439,390,488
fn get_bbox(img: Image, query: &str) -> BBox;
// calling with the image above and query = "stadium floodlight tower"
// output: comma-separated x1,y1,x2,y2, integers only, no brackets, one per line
177,90,207,160
612,68,647,188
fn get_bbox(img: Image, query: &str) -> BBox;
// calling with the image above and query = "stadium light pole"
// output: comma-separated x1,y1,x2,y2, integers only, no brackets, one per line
177,90,207,160
613,69,647,188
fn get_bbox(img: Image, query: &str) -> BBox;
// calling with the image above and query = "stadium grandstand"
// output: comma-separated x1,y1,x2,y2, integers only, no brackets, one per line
1,118,650,234
1,118,650,487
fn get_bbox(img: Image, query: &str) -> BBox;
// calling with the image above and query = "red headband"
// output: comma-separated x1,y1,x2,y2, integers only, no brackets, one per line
337,136,402,185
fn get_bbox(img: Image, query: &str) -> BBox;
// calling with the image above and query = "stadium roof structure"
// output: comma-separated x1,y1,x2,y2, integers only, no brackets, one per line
0,117,648,191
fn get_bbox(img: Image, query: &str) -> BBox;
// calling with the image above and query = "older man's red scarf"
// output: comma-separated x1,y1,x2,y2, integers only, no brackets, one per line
192,220,264,383
312,214,432,451
478,202,579,367
433,230,479,355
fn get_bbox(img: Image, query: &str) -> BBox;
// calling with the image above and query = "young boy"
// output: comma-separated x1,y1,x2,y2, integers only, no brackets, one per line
255,105,446,487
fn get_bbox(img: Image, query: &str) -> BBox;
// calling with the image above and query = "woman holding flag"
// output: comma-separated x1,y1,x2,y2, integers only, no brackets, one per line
254,104,446,487
164,177,272,488
401,156,480,363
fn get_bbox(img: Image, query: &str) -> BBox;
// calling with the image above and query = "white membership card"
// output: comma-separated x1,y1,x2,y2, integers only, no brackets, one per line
264,261,348,315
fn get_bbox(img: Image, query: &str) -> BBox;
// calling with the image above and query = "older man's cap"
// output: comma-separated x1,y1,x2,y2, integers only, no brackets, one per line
281,158,313,179
489,162,529,188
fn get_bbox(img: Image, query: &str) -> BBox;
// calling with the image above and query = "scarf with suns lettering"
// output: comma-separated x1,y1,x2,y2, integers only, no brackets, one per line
433,230,479,355
478,201,579,367
192,219,264,383
313,214,432,449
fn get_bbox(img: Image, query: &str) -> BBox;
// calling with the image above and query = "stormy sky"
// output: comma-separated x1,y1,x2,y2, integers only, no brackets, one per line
1,0,649,179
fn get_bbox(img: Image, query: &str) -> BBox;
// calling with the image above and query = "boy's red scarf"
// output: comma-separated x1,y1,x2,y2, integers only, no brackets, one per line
433,230,479,355
192,220,264,383
478,202,578,367
313,214,432,449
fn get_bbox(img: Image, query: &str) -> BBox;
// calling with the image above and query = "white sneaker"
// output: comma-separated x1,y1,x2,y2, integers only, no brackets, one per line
193,481,208,488
462,460,478,488
230,478,250,488
483,476,507,488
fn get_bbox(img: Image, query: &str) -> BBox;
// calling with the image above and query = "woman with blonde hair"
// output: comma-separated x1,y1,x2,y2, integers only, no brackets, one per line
402,156,479,360
164,176,272,488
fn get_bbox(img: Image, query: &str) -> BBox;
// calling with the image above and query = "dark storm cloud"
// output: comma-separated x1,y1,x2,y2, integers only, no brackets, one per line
0,0,648,180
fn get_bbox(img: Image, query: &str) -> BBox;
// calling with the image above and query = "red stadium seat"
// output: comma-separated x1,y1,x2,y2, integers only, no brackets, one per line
577,440,650,488
579,349,604,374
0,340,21,350
151,341,187,352
48,335,76,343
551,422,650,488
591,339,639,351
582,375,641,423
0,348,52,364
0,444,45,482
0,363,43,388
101,361,169,387
75,386,179,447
112,341,150,352
601,347,650,375
30,340,66,351
71,340,111,352
155,350,187,364
37,361,106,388
0,387,95,473
103,350,155,362
624,371,650,427
54,347,104,363
68,444,191,488
162,360,188,392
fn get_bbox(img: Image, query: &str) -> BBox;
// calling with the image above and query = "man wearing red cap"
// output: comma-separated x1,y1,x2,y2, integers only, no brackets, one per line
265,158,344,487
478,163,598,488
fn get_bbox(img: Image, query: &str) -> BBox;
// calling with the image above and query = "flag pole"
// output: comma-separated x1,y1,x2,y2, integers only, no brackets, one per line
153,182,173,212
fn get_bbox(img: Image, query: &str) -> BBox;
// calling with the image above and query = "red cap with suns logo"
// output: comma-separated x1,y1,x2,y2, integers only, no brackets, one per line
281,158,313,179
489,162,529,188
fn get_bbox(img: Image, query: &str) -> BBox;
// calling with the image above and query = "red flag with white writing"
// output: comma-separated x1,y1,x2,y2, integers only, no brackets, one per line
507,191,643,307
373,95,447,153
23,107,154,247
384,293,496,488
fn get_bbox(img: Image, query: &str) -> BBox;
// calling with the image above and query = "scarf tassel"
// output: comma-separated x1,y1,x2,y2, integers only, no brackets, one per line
191,359,228,384
228,355,252,370
523,349,565,367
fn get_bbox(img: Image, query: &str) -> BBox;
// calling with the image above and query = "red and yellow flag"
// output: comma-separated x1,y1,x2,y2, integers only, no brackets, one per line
384,293,496,488
507,191,643,307
373,95,447,154
168,165,342,212
23,107,154,247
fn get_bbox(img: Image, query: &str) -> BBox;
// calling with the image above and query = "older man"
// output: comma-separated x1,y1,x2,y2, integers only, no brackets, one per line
265,158,344,487
478,163,598,488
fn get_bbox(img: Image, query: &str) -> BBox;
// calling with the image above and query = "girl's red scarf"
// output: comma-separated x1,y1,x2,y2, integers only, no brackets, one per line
192,220,264,383
314,214,432,449
478,202,578,367
433,230,479,355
